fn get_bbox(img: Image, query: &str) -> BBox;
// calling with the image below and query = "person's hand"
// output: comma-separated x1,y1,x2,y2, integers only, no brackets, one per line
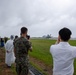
6,51,10,53
57,36,61,43
29,47,33,52
56,36,61,44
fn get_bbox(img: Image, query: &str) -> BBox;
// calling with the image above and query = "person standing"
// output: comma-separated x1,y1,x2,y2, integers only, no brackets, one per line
14,35,18,41
1,38,4,47
13,35,18,46
4,37,8,43
5,35,15,68
50,28,76,75
14,27,32,75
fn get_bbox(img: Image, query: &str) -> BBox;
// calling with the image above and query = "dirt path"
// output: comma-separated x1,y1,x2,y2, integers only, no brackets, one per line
30,57,53,75
0,47,52,75
0,48,15,75
0,48,31,75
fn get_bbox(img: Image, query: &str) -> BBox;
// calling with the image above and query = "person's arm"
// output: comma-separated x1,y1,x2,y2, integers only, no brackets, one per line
26,40,32,52
29,46,33,52
29,42,32,52
55,36,61,44
50,45,53,54
5,41,10,53
72,47,76,58
14,47,16,57
13,41,16,56
14,48,16,57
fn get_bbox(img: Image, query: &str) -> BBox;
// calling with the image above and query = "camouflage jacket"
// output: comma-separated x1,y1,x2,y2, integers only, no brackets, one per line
14,37,31,63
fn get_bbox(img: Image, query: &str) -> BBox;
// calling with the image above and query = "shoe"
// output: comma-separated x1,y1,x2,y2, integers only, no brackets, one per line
6,64,11,68
7,66,11,68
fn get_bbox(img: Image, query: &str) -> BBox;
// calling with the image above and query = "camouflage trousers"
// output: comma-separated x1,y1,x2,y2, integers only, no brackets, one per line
16,56,29,75
16,62,29,75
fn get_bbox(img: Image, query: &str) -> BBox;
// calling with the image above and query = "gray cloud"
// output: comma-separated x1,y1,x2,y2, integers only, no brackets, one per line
0,0,76,37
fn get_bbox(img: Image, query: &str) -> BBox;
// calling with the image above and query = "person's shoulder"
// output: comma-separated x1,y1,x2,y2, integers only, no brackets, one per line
22,37,28,43
50,44,60,53
5,40,11,45
70,46,76,50
50,44,59,48
50,44,58,52
15,38,20,42
13,38,20,45
16,37,28,43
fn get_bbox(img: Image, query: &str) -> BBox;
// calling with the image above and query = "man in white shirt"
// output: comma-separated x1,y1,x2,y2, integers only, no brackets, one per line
5,35,15,68
50,28,76,75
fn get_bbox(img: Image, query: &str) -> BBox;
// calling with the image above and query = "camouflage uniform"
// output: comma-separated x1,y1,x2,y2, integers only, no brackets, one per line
14,37,31,75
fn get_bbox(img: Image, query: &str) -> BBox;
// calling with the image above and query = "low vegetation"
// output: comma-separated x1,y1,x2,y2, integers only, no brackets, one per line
30,39,76,75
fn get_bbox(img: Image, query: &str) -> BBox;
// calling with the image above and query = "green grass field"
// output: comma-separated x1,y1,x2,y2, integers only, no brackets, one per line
30,39,76,75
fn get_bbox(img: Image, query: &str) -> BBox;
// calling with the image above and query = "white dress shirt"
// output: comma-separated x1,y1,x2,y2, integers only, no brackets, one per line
50,42,76,75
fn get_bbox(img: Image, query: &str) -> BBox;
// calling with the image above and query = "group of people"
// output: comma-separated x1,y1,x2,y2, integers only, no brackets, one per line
3,27,76,75
5,27,32,75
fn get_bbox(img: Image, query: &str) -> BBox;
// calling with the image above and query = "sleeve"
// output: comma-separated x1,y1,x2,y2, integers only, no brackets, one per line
25,40,31,50
5,41,14,52
50,45,53,54
10,41,14,51
72,47,76,58
5,41,8,51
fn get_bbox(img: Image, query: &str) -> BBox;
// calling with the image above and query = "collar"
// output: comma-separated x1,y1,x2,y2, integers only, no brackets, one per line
59,42,70,46
20,36,27,39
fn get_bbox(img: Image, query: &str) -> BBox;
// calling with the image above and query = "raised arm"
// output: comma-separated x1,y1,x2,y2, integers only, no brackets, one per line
26,40,32,52
55,36,61,44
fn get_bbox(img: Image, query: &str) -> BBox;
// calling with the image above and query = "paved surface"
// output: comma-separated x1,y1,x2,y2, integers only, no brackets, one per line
29,64,44,75
29,70,34,75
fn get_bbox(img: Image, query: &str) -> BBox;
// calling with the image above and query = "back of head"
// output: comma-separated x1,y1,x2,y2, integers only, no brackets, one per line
1,38,4,42
10,35,14,40
15,35,18,39
21,27,28,35
59,27,72,41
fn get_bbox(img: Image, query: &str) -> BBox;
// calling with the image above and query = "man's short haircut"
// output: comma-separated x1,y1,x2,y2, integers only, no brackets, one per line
15,35,18,39
59,27,72,41
21,27,28,34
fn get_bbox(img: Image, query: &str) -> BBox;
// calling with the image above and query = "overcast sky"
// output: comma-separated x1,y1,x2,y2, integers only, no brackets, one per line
0,0,76,37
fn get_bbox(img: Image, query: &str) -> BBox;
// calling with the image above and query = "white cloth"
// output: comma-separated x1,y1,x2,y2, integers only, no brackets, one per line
5,40,15,66
50,42,76,75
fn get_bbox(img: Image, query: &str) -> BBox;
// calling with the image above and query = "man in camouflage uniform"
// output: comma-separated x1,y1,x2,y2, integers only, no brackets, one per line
14,27,32,75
